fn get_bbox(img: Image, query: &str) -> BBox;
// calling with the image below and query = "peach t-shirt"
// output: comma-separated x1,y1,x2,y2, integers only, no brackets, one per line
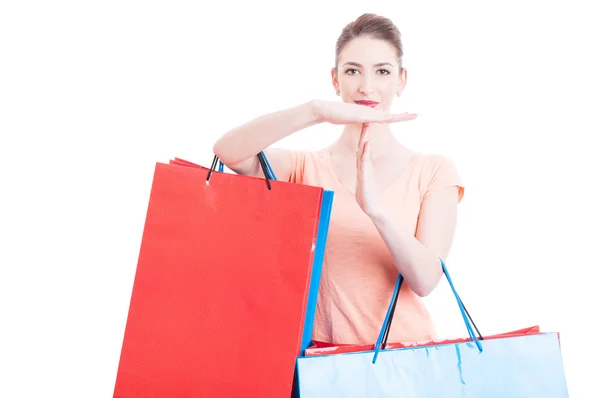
287,148,464,345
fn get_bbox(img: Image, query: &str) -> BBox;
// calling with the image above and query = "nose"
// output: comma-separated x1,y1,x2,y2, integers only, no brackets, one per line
358,74,374,95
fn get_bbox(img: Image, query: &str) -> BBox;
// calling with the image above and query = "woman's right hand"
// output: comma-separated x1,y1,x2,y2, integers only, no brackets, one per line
313,100,417,125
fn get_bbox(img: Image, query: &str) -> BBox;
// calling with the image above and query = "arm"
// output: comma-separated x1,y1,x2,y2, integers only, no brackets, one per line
213,100,414,180
355,127,461,297
369,186,460,297
212,100,321,181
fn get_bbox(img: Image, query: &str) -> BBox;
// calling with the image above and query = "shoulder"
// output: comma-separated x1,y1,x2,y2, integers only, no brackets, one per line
415,153,460,176
412,152,464,202
264,148,327,184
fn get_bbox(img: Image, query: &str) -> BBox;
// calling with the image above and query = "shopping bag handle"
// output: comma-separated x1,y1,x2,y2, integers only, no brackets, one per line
372,258,483,363
206,151,277,188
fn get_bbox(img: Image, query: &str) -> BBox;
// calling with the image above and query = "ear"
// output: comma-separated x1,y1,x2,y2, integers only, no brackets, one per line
397,67,408,96
331,67,340,94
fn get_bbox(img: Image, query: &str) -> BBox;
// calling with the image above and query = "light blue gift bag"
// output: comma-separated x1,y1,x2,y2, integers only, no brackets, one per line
295,259,569,397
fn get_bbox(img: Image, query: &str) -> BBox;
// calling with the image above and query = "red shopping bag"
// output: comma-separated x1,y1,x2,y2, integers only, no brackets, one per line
113,154,333,397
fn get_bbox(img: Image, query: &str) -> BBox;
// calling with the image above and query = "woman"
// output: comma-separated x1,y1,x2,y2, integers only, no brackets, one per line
213,13,464,345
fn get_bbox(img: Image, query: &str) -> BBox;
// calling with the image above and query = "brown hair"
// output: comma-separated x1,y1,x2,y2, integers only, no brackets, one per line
335,13,404,71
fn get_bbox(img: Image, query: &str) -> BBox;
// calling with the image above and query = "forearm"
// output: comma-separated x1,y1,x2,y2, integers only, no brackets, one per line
369,206,443,297
213,100,321,165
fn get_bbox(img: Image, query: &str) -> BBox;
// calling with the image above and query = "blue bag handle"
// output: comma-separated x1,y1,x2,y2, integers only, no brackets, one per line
219,151,277,179
217,152,275,178
258,151,277,180
372,258,483,363
207,150,277,186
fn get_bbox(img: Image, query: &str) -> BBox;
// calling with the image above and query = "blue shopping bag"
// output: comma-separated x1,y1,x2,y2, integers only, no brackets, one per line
295,260,570,397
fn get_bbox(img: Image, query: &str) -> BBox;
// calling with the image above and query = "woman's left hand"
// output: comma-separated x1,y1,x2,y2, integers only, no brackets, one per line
355,123,383,219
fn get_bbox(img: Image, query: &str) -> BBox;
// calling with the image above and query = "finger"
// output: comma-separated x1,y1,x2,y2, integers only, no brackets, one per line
357,139,367,170
358,139,369,168
357,124,369,170
361,111,389,123
357,143,363,175
358,123,369,149
356,142,364,170
358,141,370,184
385,113,418,123
358,110,416,124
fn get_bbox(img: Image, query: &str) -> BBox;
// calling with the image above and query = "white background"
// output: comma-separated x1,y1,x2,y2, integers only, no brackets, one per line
1,0,598,397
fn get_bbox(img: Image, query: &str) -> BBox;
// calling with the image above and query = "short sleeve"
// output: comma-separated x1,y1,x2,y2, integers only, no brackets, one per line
423,156,465,203
288,150,307,184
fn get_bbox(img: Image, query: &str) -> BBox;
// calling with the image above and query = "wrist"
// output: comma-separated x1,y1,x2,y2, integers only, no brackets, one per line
308,99,325,124
366,203,388,223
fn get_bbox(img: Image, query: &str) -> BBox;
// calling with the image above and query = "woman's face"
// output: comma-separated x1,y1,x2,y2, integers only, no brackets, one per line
332,36,406,112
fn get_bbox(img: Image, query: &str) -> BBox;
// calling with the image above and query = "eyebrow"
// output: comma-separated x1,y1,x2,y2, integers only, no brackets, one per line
342,62,395,68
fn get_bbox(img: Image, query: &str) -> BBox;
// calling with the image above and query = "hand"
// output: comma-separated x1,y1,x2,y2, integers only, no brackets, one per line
355,123,382,218
314,100,417,125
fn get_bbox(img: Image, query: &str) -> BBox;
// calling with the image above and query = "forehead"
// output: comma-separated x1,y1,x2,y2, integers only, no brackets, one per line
338,36,399,66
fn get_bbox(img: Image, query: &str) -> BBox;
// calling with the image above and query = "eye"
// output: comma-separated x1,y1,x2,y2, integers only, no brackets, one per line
377,69,391,75
344,68,360,75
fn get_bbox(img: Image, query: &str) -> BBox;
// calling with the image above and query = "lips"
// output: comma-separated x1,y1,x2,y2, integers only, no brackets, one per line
355,100,379,108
